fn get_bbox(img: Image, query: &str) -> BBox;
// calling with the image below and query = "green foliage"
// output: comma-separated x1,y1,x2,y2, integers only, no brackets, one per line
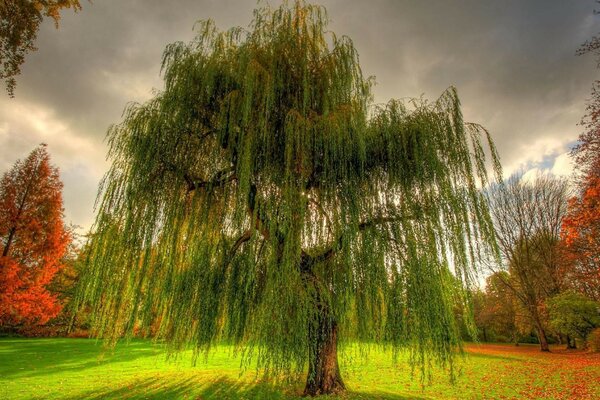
548,291,600,343
76,1,501,382
0,0,82,96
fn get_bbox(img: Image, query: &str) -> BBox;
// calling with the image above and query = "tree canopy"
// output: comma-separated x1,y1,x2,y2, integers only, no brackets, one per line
548,291,600,344
0,144,71,327
0,0,82,96
560,32,600,304
561,177,600,301
77,1,501,394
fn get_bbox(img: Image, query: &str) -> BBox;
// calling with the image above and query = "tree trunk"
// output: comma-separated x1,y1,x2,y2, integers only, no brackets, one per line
300,258,345,396
2,227,16,257
566,335,576,349
304,315,345,396
534,320,550,352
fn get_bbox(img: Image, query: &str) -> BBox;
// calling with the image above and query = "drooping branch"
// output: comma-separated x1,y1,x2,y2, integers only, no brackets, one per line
307,196,334,240
226,229,253,262
79,3,503,391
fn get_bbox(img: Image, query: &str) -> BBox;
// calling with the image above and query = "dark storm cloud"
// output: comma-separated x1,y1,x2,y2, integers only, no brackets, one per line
0,0,597,230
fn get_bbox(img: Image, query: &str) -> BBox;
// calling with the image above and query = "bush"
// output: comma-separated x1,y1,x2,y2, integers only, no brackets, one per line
589,328,600,352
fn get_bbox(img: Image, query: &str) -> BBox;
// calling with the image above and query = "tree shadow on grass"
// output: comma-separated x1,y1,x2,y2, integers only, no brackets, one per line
58,376,427,400
461,351,520,363
0,338,163,379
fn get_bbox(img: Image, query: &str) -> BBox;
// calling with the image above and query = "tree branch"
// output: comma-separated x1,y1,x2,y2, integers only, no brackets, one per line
303,214,408,266
184,167,236,192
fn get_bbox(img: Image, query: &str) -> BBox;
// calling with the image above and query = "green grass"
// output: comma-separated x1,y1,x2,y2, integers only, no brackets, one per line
1,339,599,399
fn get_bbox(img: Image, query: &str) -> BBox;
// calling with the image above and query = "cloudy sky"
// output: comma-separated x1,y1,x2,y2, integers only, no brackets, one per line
1,0,598,233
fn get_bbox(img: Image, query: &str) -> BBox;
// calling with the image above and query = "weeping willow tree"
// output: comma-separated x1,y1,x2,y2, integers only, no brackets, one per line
77,1,501,395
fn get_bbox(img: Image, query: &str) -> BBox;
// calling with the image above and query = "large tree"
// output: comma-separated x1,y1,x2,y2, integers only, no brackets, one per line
561,177,600,301
576,32,600,182
0,0,82,96
486,174,570,352
559,29,600,303
77,2,501,395
0,144,71,327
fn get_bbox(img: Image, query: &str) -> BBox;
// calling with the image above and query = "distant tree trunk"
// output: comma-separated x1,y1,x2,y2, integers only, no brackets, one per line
566,335,577,349
533,317,550,352
512,331,519,346
481,327,488,342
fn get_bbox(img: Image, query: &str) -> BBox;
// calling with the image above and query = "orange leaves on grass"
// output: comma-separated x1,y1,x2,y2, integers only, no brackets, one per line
466,344,600,399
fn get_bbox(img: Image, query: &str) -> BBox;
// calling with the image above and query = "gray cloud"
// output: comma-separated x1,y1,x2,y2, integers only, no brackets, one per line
0,0,598,232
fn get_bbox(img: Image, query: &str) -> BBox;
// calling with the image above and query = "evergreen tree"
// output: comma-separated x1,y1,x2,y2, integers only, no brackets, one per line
77,2,501,395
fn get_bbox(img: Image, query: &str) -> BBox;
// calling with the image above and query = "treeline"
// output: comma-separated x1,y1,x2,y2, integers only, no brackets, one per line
458,172,600,350
463,36,600,349
1,17,600,350
2,146,599,351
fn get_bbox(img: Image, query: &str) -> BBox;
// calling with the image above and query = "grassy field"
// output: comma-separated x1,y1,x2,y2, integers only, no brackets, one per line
1,339,599,399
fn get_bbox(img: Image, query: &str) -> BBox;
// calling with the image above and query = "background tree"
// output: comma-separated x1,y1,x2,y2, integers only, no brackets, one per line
0,0,82,96
76,2,501,395
474,272,521,344
561,177,600,301
486,174,570,351
558,22,600,303
548,291,600,348
576,32,600,182
0,144,71,328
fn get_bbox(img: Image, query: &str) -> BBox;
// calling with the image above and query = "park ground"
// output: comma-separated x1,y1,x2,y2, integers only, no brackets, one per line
1,339,599,400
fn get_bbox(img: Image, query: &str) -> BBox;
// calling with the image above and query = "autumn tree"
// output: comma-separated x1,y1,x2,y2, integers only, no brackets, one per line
0,0,82,96
76,2,501,395
559,32,600,303
473,272,522,344
561,177,600,301
575,32,600,182
0,144,71,328
486,174,570,351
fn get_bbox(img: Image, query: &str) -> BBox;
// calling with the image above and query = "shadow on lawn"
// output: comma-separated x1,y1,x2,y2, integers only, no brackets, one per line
0,338,162,379
59,376,426,400
462,351,519,363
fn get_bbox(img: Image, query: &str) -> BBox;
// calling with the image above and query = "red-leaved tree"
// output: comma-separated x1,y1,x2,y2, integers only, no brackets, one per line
575,36,600,181
560,34,600,301
561,177,600,301
0,144,71,327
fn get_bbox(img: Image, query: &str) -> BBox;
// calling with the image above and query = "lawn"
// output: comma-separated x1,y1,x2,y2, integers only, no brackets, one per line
1,339,599,399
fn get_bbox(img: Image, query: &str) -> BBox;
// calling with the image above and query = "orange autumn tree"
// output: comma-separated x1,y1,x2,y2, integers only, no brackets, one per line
0,144,71,327
561,177,600,301
560,35,600,301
